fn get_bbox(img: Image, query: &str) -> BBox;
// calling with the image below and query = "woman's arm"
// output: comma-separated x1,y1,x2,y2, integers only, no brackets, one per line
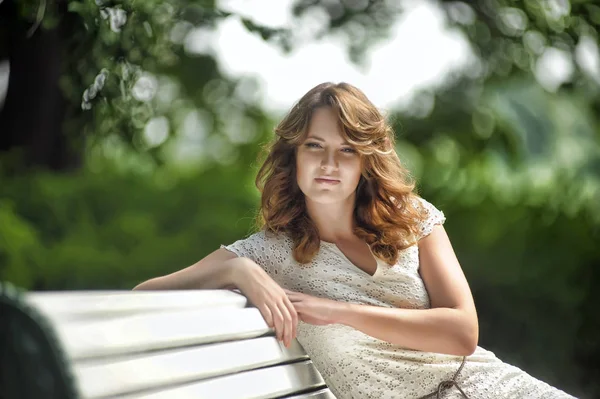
288,224,479,356
133,249,251,290
133,248,300,348
334,225,479,356
334,305,477,356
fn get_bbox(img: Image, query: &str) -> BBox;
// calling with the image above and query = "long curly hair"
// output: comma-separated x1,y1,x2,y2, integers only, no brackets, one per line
255,82,426,265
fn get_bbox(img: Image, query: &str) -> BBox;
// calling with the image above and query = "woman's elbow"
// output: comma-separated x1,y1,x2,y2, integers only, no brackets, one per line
132,282,147,291
459,337,478,356
460,321,479,356
132,278,160,291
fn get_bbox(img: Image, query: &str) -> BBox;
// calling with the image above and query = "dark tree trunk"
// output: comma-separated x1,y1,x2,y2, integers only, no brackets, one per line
0,0,82,173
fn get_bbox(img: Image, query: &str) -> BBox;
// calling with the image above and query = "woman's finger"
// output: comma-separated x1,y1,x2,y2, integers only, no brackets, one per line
258,304,274,329
270,305,285,342
277,300,293,347
283,295,299,341
285,291,301,299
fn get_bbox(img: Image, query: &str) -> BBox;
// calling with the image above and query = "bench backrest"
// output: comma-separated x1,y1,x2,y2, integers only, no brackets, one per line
1,282,335,399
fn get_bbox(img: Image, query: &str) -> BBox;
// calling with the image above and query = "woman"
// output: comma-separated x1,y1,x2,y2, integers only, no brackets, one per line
134,82,576,398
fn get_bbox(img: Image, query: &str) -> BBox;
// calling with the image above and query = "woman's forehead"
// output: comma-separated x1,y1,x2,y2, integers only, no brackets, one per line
306,108,346,142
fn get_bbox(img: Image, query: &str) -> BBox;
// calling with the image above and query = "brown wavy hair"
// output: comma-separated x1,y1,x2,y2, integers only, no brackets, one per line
255,82,426,265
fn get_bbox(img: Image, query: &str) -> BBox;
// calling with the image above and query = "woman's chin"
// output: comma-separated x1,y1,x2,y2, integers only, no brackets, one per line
304,190,355,205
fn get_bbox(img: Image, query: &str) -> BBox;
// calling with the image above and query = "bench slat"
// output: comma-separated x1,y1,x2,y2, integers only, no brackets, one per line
75,336,308,398
115,360,327,399
53,307,271,361
26,290,247,321
286,389,337,399
11,289,337,398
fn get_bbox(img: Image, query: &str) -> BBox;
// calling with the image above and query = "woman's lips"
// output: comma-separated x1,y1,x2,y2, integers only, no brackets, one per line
315,178,340,184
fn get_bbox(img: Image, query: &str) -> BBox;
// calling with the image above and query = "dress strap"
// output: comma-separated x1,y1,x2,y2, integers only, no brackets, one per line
418,356,470,399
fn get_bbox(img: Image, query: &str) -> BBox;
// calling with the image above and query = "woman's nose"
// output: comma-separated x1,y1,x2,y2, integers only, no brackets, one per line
320,151,338,170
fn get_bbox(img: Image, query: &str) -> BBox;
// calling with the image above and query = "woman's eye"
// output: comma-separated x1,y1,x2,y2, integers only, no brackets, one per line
304,143,355,153
305,142,322,148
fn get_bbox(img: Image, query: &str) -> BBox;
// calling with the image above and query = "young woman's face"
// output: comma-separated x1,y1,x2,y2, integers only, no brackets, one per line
296,107,362,205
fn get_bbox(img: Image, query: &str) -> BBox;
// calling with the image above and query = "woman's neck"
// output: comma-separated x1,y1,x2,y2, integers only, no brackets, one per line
305,196,356,242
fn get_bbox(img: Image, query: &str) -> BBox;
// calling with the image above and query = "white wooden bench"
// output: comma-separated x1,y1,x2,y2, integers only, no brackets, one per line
0,281,335,399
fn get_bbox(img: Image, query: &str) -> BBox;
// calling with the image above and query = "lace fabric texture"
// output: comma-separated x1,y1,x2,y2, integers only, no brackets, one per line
221,198,576,399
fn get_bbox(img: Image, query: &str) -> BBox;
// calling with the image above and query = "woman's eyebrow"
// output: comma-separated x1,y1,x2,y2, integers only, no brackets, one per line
306,135,350,145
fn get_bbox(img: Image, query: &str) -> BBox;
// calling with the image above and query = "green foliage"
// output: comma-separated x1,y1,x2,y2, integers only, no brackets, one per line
10,0,263,167
401,77,600,223
0,200,41,288
61,0,227,159
0,160,260,291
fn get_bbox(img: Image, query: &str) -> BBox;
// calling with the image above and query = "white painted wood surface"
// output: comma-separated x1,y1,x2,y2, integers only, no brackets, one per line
24,290,335,398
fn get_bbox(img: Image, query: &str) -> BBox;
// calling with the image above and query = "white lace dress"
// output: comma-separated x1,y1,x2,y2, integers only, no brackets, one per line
221,199,576,399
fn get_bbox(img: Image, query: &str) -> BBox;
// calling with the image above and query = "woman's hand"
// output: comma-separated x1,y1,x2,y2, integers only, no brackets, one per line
232,259,298,348
284,289,341,326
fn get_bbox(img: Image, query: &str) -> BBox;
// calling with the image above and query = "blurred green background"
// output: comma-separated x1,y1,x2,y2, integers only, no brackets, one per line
1,0,599,397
